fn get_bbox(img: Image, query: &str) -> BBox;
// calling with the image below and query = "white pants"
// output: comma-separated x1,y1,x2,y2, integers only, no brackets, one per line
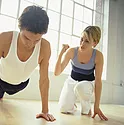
59,76,94,114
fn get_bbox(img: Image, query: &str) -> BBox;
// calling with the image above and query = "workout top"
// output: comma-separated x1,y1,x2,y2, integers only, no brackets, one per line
71,47,96,81
0,31,41,85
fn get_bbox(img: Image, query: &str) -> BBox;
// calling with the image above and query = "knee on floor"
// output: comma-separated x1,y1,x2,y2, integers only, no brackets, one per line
59,104,75,114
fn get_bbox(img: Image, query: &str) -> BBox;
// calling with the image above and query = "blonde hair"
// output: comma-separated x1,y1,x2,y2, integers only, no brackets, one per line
82,26,101,45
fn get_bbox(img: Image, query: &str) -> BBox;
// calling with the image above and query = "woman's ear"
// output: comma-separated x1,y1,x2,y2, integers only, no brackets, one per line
93,41,97,47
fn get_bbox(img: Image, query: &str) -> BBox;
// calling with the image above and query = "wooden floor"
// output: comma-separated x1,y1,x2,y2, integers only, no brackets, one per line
0,99,124,125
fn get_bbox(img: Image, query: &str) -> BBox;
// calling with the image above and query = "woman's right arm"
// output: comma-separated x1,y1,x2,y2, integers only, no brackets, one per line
54,44,74,76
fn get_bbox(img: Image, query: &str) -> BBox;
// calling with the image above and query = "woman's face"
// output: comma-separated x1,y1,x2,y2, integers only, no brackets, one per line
80,33,95,51
19,29,43,49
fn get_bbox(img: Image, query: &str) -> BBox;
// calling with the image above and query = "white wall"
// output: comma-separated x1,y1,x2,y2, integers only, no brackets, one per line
106,0,124,104
5,0,124,105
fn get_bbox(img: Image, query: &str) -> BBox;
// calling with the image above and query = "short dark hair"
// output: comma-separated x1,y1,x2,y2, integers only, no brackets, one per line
18,5,49,34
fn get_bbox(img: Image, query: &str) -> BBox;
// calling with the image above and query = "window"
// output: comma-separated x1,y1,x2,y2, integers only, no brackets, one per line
60,15,72,35
47,10,60,31
0,0,106,79
0,15,16,32
84,0,94,9
83,7,93,25
1,0,19,18
34,0,47,7
74,4,83,21
48,0,61,13
73,20,83,36
62,0,73,17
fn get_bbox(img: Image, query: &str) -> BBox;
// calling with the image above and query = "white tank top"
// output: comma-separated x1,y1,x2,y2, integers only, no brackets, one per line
0,31,41,85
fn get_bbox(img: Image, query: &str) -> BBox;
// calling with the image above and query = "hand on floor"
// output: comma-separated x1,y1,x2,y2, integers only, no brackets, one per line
92,107,108,121
36,113,56,122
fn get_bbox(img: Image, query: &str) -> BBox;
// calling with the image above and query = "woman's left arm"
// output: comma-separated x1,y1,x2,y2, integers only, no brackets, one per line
92,51,108,121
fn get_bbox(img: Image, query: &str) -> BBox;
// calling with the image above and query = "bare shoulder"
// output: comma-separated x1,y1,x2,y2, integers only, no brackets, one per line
40,38,50,55
66,47,75,59
0,31,13,42
0,31,13,57
68,47,75,53
95,49,104,64
41,38,50,49
39,38,51,63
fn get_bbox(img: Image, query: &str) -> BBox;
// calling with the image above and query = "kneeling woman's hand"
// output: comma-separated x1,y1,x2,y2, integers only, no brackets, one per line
92,107,108,121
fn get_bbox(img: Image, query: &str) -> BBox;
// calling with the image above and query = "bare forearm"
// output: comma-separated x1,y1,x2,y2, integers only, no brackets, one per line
39,78,49,113
54,52,63,75
94,81,102,108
